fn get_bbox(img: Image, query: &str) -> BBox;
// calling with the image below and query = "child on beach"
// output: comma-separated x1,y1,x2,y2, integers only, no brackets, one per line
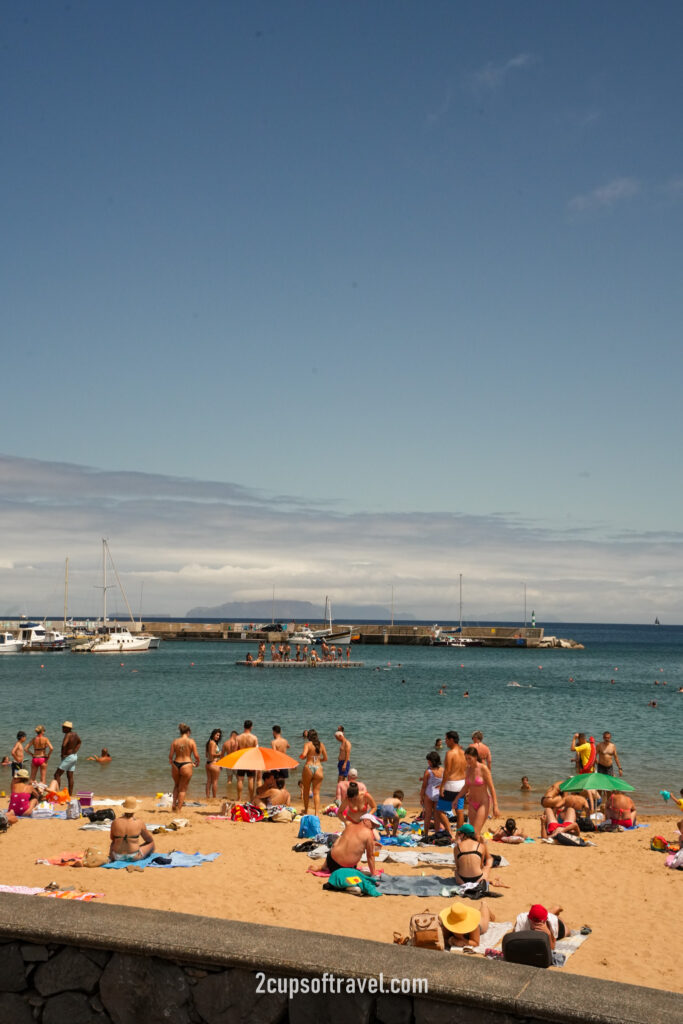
376,790,405,836
492,818,526,844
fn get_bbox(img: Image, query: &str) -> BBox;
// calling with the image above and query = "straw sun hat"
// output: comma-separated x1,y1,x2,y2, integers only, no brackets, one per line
439,902,481,934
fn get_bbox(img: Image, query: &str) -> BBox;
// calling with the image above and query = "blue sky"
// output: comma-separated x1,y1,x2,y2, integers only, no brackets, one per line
2,3,683,621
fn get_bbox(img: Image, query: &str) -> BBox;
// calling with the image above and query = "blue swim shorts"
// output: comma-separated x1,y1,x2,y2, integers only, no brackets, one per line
337,759,350,778
59,753,78,773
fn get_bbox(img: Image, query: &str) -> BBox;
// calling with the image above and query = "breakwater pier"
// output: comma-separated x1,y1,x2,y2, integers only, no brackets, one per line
133,622,583,649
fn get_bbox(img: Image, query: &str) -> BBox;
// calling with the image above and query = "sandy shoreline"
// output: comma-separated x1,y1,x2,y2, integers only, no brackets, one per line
0,798,680,994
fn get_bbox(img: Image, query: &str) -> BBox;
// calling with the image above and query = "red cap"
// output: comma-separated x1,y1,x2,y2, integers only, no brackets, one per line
528,904,548,922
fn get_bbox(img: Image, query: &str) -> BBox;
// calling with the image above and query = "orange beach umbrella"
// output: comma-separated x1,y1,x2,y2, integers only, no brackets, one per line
215,747,299,771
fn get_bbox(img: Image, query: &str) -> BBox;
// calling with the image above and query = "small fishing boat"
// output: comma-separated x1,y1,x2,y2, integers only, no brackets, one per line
18,623,67,651
0,631,23,653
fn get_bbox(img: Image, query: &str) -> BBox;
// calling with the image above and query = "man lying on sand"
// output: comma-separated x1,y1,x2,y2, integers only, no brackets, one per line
326,816,377,876
540,805,581,839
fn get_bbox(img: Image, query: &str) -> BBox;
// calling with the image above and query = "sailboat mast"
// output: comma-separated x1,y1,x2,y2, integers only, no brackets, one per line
459,574,462,633
102,539,107,625
63,557,69,630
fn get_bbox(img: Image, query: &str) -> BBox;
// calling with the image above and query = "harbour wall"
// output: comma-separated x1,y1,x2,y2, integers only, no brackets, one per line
135,623,554,648
0,896,678,1024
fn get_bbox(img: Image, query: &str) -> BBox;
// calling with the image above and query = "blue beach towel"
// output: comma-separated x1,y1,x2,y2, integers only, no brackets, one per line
103,850,220,870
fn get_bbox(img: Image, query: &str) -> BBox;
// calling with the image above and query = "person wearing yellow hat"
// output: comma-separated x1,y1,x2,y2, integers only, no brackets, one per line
439,901,494,949
109,797,155,863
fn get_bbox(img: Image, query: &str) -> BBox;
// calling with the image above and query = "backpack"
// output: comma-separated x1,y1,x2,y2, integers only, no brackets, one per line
576,816,596,832
297,814,321,838
409,912,445,950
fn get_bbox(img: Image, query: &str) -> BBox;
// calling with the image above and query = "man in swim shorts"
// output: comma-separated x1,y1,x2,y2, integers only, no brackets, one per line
53,721,81,796
335,727,352,781
596,731,623,777
439,730,467,831
236,720,258,802
325,816,377,876
271,725,290,789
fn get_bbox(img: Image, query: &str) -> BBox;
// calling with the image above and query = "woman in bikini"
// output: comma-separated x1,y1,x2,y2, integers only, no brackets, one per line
299,729,327,816
463,745,499,839
169,723,200,811
8,769,40,817
420,750,446,842
338,781,377,823
453,823,493,886
205,728,222,799
26,726,53,784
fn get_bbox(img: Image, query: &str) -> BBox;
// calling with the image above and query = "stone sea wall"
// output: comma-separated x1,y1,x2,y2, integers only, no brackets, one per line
0,896,680,1024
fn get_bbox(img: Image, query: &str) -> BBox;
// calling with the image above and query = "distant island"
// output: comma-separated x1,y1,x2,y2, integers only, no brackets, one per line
185,599,414,620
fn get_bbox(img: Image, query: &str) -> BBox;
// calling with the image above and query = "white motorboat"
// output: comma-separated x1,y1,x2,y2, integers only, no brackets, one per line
311,597,353,645
138,633,161,649
0,632,23,653
18,623,67,651
288,628,316,645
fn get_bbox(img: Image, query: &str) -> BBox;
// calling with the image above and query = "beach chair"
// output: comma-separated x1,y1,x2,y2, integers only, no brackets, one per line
502,931,552,968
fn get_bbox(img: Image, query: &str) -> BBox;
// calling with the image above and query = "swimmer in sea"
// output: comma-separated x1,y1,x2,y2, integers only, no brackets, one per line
520,776,531,791
169,723,200,812
86,748,112,764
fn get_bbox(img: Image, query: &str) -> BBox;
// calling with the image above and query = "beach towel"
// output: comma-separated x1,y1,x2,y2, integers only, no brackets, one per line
324,869,381,897
449,921,512,955
37,851,85,866
38,891,104,901
102,850,219,870
376,875,456,896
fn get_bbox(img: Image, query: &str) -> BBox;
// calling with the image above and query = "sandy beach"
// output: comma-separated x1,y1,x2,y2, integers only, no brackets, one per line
0,798,680,995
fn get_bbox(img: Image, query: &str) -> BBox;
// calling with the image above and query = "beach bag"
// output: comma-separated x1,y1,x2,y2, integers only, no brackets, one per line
576,816,596,832
270,808,294,823
83,848,108,868
66,800,81,820
297,814,321,838
502,931,552,968
554,832,589,847
651,835,671,852
410,911,445,950
0,812,8,833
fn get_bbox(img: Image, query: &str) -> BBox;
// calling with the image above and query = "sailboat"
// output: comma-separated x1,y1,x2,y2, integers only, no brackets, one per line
654,617,661,626
72,541,155,653
313,596,352,645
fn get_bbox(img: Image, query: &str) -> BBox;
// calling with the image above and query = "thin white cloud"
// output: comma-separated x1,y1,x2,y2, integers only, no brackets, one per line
471,53,534,92
661,176,683,200
1,454,682,623
568,177,640,212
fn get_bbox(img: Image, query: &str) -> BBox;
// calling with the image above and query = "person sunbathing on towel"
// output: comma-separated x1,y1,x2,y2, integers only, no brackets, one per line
325,816,378,876
513,903,569,950
492,817,526,843
540,804,581,838
109,797,155,862
605,792,637,827
255,771,291,807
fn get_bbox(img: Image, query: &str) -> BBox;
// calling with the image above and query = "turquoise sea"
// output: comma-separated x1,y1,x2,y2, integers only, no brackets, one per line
1,623,681,814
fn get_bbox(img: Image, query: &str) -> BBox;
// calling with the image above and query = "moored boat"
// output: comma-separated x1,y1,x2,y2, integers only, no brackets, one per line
0,631,23,653
18,623,67,651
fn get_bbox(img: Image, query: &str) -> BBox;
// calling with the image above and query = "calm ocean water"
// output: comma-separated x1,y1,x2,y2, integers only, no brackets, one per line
1,623,680,813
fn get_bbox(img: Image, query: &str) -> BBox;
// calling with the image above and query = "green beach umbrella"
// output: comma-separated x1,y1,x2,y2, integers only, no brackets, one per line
559,773,635,793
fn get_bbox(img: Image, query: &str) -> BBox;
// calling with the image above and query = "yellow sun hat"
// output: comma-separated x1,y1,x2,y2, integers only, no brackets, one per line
439,902,481,934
